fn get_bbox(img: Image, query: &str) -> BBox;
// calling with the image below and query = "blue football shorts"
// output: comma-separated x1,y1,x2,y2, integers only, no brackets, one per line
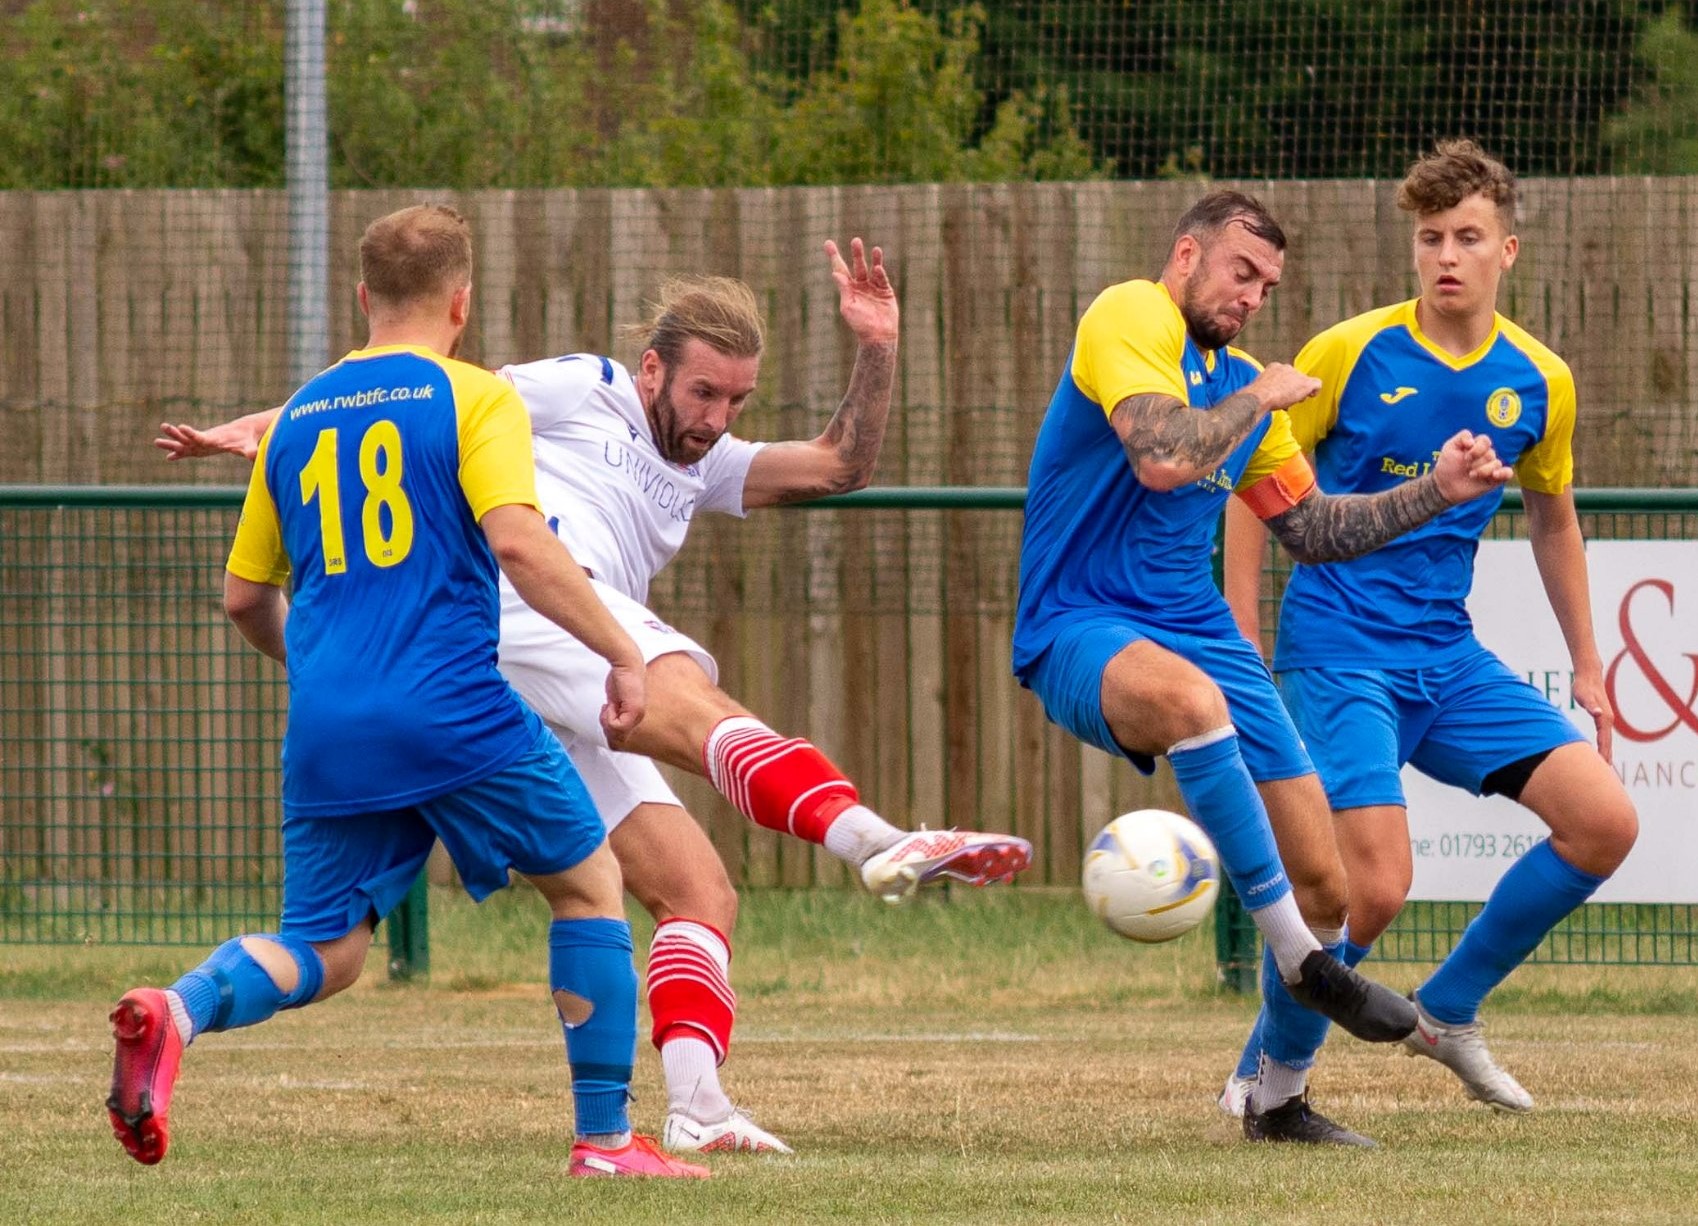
279,724,605,941
1276,640,1586,811
1026,613,1313,782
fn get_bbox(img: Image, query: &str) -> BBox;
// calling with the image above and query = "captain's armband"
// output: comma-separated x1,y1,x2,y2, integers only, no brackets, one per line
1236,454,1316,520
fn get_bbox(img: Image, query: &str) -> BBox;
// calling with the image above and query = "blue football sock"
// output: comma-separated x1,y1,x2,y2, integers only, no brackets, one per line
171,934,325,1038
1233,935,1371,1080
1257,933,1350,1074
1233,1007,1266,1081
1168,731,1291,911
1419,841,1604,1025
549,917,637,1139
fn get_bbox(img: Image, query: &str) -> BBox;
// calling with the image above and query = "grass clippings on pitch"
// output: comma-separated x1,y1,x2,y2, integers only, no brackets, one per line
4,888,1697,1225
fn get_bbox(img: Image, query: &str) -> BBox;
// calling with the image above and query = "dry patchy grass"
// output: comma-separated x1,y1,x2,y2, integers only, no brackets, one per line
4,888,1697,1224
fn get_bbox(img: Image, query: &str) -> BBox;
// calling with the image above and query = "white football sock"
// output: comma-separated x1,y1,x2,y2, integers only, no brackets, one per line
1249,893,1323,982
1251,1053,1309,1113
164,989,194,1047
822,804,903,865
662,1034,733,1123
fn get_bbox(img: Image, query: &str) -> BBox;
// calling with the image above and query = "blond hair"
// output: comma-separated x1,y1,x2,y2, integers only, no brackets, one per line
358,205,473,310
1396,140,1517,229
623,275,765,366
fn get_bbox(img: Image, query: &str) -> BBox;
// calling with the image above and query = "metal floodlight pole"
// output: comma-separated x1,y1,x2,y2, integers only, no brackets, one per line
286,0,330,386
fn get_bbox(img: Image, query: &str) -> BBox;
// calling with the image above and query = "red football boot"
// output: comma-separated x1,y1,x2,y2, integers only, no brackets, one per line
107,988,185,1165
569,1133,711,1178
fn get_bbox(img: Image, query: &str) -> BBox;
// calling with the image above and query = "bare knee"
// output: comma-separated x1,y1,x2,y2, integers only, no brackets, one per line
312,936,371,998
627,855,739,933
1561,799,1639,877
1343,870,1409,945
1164,683,1232,743
611,803,739,933
1288,864,1349,931
527,842,624,920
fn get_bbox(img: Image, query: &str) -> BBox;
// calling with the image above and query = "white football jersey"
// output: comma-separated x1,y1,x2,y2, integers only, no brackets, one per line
498,353,763,604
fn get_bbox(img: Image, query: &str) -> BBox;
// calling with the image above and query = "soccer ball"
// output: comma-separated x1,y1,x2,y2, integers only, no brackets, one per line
1081,809,1221,943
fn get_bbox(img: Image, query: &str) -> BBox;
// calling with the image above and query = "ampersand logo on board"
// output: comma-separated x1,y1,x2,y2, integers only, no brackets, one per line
1605,578,1698,744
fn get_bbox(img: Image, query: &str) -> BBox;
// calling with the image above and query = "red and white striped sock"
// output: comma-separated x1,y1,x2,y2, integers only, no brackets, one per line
703,716,863,845
648,919,736,1120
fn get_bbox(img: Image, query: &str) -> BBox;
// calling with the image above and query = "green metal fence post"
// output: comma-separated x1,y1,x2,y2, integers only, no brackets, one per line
386,874,430,981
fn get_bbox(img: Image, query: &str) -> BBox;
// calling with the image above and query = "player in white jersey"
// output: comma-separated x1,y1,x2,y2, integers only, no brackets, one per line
156,237,1032,1157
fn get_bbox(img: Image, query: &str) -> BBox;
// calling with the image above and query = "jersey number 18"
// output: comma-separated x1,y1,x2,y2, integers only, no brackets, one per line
298,420,416,574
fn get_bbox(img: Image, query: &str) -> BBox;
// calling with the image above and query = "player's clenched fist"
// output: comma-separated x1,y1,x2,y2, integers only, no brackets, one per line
1245,363,1322,412
1432,428,1513,503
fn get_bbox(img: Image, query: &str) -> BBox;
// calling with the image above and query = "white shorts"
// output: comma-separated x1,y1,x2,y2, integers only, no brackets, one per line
498,578,717,831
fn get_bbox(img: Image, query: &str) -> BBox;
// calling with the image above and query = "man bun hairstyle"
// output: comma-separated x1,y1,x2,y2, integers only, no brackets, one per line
359,204,473,310
623,275,766,367
1172,189,1287,252
1396,139,1518,229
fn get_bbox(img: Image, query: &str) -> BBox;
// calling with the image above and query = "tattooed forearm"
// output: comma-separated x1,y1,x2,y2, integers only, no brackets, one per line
1111,391,1265,489
1266,475,1452,564
753,339,897,507
816,338,897,487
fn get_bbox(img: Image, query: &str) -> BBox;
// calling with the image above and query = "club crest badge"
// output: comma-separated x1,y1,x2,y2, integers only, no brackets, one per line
1485,387,1522,428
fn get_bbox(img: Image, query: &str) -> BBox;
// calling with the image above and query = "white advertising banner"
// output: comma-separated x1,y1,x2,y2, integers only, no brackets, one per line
1404,539,1698,903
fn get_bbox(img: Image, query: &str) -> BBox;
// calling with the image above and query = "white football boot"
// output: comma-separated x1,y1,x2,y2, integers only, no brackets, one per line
662,1107,794,1155
859,829,1032,904
1403,997,1533,1112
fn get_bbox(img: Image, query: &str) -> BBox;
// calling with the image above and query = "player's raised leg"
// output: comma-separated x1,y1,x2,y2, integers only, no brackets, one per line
1408,743,1634,1108
107,807,416,1166
610,799,793,1155
108,926,349,1165
1092,638,1414,1049
630,652,1031,904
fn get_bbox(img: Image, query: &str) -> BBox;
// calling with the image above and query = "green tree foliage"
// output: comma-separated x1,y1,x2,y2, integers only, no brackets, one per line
0,1,285,187
765,0,1099,183
1606,7,1698,173
0,0,1098,188
957,0,1650,179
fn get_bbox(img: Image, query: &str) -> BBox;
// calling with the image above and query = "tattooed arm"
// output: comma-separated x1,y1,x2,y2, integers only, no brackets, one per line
1265,428,1513,564
741,338,897,507
742,237,899,509
1109,362,1320,491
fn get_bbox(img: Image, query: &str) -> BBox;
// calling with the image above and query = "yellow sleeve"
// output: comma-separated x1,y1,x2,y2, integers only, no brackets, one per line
1234,409,1304,491
226,427,290,586
1288,327,1349,452
1514,363,1576,494
1069,281,1189,416
452,366,542,521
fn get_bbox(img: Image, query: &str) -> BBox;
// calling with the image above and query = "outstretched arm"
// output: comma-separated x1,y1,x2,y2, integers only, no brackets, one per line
1264,429,1511,565
1526,486,1613,761
155,408,280,463
741,238,899,509
1109,363,1320,491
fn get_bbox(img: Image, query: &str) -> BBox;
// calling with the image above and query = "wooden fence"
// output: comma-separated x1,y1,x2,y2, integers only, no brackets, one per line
2,181,1696,899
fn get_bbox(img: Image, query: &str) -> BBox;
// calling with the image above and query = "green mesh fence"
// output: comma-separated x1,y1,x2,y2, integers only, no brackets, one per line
4,486,1695,997
0,490,282,945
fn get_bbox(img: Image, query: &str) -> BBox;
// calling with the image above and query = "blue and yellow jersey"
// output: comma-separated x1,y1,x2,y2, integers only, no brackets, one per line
228,345,546,818
1013,280,1300,677
1274,300,1576,670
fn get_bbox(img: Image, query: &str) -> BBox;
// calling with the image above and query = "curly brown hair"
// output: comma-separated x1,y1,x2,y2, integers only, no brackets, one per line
1396,140,1517,230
